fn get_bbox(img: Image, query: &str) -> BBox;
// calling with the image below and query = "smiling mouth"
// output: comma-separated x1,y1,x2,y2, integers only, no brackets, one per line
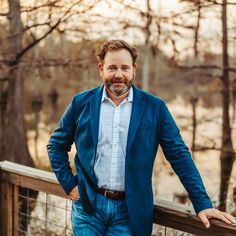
112,82,124,85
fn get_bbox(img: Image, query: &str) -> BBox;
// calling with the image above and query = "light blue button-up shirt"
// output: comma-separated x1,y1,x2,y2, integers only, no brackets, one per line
94,87,133,191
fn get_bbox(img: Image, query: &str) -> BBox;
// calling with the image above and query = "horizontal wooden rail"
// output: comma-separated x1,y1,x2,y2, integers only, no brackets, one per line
0,161,66,197
154,200,236,235
1,161,236,236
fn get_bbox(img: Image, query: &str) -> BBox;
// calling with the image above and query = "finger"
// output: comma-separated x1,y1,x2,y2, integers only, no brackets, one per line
218,215,232,224
71,196,80,201
68,195,80,200
210,211,232,224
69,190,80,196
69,186,79,195
198,213,210,228
68,192,80,199
222,213,236,224
70,189,79,195
69,195,80,200
71,192,79,198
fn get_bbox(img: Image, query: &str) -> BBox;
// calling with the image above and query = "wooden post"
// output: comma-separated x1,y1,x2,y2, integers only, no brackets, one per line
0,180,14,236
7,183,14,236
230,186,236,217
0,173,4,236
13,185,19,236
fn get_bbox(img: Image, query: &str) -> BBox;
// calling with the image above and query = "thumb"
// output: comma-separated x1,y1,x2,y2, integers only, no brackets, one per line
198,213,210,228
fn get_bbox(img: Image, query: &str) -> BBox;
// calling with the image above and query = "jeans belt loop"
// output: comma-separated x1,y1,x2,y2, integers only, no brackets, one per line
104,190,108,197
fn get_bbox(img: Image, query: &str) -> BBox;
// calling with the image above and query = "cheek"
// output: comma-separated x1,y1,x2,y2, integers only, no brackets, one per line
126,72,134,80
100,71,109,80
104,72,114,80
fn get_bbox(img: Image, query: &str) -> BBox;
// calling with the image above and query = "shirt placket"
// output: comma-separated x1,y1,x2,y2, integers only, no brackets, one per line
109,105,121,189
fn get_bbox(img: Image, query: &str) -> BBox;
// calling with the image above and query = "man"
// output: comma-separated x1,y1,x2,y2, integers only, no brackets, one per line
47,39,235,236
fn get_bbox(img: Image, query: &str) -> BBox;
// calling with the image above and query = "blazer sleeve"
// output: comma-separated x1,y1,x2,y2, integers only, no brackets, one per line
47,95,78,194
159,101,213,214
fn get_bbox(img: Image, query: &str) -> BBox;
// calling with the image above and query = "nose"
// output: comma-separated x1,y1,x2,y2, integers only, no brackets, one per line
114,69,123,79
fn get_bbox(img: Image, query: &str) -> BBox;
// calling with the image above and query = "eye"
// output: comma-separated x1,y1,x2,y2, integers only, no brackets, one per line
122,66,130,71
107,66,116,71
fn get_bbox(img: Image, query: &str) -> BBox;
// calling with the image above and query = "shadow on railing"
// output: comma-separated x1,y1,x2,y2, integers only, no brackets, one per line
0,161,236,236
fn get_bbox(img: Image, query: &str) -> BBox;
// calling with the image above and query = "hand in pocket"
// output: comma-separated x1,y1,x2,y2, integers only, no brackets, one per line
68,185,80,201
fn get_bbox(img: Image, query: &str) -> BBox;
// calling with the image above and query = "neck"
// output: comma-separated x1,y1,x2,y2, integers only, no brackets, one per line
106,89,130,106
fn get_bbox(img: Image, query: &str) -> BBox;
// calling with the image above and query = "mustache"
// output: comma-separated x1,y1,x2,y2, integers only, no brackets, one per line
110,77,125,83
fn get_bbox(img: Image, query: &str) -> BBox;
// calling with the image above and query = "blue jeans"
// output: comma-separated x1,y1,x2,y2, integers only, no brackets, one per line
71,193,133,236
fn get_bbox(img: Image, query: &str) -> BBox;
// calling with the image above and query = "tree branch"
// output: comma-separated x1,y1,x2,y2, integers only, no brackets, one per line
0,77,9,82
0,12,8,17
175,64,236,73
23,22,51,32
9,0,96,66
168,2,215,18
194,145,236,155
21,1,60,13
206,0,236,5
9,21,61,66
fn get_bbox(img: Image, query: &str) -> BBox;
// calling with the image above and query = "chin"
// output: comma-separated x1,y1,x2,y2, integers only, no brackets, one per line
113,89,130,97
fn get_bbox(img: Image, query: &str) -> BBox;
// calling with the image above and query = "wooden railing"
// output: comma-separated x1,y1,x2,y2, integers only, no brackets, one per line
0,161,236,236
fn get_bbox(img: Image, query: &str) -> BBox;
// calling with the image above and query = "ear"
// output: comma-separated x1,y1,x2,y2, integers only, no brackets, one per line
98,63,103,71
98,63,103,77
133,63,137,77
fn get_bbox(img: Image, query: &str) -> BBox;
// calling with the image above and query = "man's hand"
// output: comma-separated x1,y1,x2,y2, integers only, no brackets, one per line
198,208,236,228
68,185,80,201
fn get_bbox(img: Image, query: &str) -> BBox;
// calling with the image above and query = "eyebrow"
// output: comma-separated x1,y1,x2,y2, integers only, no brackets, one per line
107,65,131,68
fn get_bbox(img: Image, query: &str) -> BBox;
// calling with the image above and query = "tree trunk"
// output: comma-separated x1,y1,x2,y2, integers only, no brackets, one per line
190,97,198,160
142,0,152,91
1,0,34,167
142,45,150,91
218,0,235,211
232,84,236,121
194,0,201,59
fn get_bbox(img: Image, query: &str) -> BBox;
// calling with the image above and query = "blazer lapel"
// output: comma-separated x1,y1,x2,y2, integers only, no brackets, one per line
126,86,145,152
89,85,145,168
90,85,103,151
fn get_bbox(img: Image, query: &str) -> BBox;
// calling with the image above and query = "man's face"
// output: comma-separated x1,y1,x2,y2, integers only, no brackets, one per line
98,49,137,97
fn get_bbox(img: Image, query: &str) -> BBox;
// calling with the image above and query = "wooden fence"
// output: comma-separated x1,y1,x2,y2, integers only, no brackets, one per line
1,161,236,236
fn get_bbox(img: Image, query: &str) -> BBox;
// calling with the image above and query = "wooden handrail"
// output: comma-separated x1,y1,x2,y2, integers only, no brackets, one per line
1,161,236,236
154,200,236,235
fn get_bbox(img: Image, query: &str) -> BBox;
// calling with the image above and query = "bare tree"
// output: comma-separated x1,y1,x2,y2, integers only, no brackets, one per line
178,0,202,59
113,0,160,91
218,0,234,212
142,0,152,91
1,0,35,166
173,0,236,211
0,0,98,166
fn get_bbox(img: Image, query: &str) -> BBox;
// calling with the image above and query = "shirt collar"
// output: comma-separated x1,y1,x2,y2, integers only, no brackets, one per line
101,86,133,103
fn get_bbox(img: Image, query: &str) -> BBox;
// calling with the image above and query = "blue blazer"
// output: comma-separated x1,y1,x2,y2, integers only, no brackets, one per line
47,85,212,236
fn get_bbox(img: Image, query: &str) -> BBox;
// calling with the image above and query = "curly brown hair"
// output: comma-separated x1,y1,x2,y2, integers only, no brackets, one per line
95,40,138,65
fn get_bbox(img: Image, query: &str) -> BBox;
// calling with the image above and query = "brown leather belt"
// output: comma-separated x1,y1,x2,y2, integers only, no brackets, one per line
98,188,125,200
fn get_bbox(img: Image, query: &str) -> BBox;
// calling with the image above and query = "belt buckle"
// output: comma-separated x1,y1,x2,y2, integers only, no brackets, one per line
104,190,114,198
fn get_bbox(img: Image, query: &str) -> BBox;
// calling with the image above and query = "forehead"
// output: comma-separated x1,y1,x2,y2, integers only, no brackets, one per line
103,49,133,65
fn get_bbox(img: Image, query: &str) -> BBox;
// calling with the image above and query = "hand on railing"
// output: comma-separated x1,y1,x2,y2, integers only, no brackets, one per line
68,185,80,201
198,208,236,228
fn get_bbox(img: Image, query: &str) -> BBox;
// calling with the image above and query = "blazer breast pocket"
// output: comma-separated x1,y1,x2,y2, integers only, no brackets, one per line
136,122,156,135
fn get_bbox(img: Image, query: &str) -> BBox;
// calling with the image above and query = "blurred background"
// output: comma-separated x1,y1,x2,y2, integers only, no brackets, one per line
1,0,236,235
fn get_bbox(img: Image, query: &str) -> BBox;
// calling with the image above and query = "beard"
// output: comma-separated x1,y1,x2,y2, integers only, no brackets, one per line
105,74,134,97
